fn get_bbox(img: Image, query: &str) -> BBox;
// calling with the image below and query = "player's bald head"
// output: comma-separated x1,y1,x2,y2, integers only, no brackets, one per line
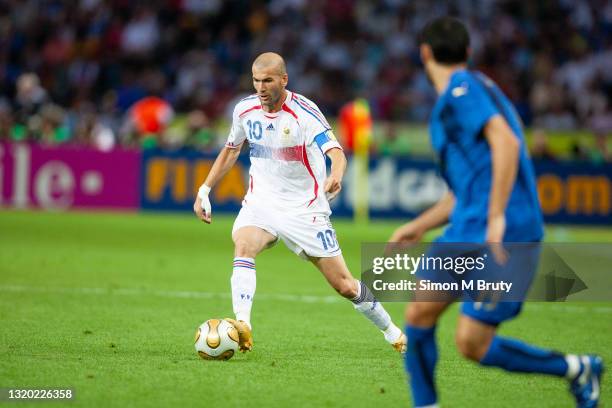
252,52,288,110
252,52,287,76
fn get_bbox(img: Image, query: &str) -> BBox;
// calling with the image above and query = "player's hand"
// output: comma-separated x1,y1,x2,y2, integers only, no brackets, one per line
486,214,508,264
194,185,212,224
389,222,425,244
324,174,342,202
386,222,424,255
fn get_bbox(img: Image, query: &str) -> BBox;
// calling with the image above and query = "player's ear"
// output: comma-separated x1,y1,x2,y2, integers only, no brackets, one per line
281,73,288,87
420,44,432,64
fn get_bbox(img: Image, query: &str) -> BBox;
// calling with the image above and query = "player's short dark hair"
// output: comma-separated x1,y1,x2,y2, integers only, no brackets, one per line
418,17,470,64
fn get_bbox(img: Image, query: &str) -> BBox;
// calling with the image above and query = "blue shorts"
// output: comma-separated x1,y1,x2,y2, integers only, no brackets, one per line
461,298,524,326
415,241,542,326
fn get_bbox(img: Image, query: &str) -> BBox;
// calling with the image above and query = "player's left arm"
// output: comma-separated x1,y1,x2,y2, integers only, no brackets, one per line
483,115,521,243
324,148,346,201
302,100,345,201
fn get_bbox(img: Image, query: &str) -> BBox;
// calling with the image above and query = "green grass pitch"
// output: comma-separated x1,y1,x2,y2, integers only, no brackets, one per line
0,210,610,407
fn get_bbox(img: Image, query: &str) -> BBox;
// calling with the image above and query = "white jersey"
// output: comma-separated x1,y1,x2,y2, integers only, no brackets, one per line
226,90,342,215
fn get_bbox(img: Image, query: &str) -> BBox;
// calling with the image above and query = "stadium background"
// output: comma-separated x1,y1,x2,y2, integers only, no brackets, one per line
0,0,611,223
1,1,611,407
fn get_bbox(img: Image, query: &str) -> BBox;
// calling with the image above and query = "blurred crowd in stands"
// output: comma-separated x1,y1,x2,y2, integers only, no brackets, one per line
0,0,610,161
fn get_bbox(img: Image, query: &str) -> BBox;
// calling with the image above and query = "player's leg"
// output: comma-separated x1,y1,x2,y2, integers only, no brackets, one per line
310,254,406,351
457,304,604,408
404,300,452,408
226,224,277,352
275,213,404,350
230,225,276,327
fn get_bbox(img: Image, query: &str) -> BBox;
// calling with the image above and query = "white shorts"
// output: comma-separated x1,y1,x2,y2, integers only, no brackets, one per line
232,202,342,260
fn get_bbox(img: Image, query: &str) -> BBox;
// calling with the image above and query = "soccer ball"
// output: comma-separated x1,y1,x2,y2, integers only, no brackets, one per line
194,319,239,360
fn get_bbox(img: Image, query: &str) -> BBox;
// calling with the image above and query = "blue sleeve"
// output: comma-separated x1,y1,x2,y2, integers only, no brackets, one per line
449,77,499,139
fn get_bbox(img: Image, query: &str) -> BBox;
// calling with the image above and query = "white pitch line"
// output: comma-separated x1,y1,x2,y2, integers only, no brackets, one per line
0,285,610,313
0,284,343,304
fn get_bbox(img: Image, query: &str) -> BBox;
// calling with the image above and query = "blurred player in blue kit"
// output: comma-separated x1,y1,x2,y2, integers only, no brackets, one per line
389,17,604,408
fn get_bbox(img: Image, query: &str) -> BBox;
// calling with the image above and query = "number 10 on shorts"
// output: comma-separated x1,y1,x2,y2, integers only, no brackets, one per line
316,229,337,251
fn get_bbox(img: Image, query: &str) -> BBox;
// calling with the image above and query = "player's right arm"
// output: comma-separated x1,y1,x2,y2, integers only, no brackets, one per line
193,146,242,223
194,103,247,224
389,192,455,243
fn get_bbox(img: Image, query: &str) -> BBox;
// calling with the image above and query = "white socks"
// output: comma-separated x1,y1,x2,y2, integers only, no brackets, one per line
382,322,403,344
230,264,401,343
351,280,402,343
231,257,256,329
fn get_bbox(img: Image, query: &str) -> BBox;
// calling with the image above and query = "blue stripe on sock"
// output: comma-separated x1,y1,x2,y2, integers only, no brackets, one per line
233,258,255,264
233,263,255,268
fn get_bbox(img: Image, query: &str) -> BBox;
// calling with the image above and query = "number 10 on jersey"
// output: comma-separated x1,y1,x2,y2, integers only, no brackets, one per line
247,120,262,140
316,229,337,251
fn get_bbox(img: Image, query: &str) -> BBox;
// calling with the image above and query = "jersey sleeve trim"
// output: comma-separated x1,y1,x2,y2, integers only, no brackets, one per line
239,105,262,117
321,141,342,154
225,141,244,149
293,96,330,130
294,95,328,124
314,131,342,153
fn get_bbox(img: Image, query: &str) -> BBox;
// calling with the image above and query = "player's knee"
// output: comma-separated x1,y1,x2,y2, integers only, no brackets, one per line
455,330,486,361
234,238,258,258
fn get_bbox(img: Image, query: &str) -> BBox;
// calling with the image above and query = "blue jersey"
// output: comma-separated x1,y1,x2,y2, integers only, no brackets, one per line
430,69,544,242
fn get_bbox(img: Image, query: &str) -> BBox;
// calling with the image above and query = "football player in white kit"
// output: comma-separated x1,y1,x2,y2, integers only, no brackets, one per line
194,52,406,354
